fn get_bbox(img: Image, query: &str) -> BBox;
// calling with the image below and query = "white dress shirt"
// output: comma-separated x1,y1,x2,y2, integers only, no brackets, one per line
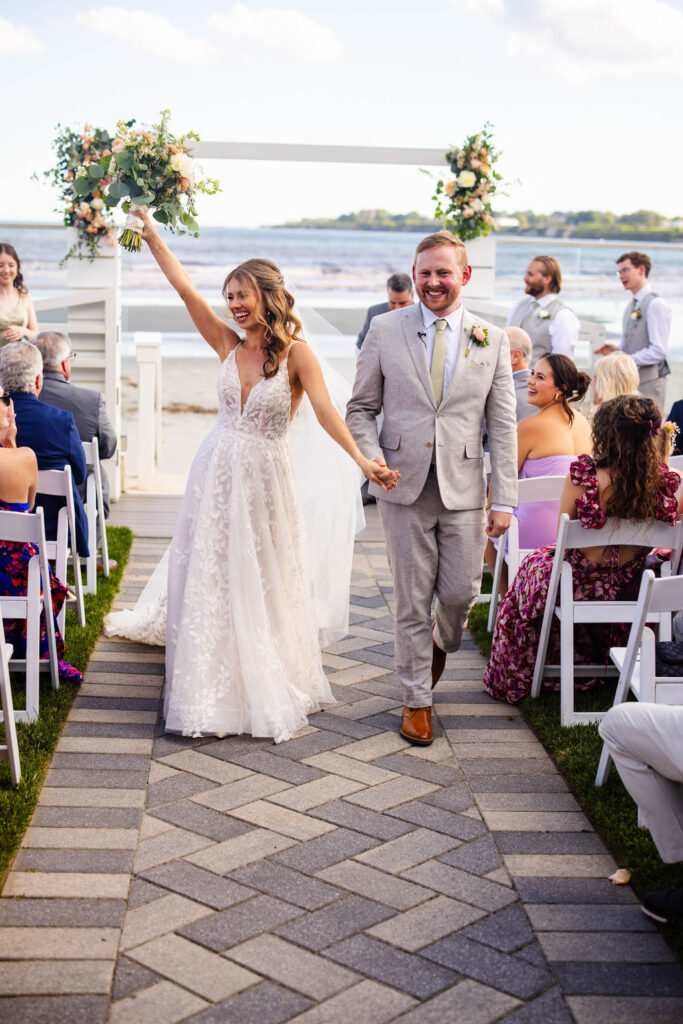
626,284,671,367
506,293,579,358
420,303,512,516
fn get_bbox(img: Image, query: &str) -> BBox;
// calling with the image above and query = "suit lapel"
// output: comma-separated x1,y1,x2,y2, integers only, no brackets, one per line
401,306,436,409
440,307,472,408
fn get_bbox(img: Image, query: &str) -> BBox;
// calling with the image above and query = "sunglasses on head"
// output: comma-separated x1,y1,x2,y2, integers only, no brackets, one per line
0,395,11,407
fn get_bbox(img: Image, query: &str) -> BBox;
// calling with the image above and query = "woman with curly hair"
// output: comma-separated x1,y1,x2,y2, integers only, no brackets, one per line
484,394,682,704
0,244,38,346
105,209,398,741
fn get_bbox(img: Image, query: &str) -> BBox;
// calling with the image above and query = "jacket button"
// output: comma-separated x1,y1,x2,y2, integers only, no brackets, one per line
426,441,432,447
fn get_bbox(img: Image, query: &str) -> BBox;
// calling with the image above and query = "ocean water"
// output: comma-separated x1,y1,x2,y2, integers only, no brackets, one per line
6,225,683,358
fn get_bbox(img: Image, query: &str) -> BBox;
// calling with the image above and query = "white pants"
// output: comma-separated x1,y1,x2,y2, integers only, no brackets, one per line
599,703,683,863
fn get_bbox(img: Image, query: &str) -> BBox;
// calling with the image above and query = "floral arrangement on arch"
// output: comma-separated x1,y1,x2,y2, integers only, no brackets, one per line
432,124,501,242
105,109,221,252
41,123,118,263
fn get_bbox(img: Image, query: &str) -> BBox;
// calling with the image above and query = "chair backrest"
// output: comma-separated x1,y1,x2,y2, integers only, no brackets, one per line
668,455,683,472
0,506,46,546
556,512,683,567
37,465,73,499
643,572,683,615
517,475,566,505
82,437,99,472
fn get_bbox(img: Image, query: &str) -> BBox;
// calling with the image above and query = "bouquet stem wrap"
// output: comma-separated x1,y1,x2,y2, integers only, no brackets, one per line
119,209,146,253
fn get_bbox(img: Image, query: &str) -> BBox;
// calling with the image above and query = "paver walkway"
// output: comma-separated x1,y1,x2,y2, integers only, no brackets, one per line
0,502,681,1023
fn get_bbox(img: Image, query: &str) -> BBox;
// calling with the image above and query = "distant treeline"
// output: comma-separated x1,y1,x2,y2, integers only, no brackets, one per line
277,208,683,242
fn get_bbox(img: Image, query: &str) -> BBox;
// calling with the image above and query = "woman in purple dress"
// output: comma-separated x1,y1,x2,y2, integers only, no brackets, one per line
486,354,592,595
484,394,681,704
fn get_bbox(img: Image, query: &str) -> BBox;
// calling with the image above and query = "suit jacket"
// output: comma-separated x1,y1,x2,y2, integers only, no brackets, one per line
346,304,518,510
357,301,390,350
12,392,89,556
513,368,537,422
39,371,117,515
667,400,683,455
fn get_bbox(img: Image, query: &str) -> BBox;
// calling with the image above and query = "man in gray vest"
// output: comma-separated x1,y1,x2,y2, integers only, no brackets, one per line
357,273,414,350
595,252,671,410
506,255,579,364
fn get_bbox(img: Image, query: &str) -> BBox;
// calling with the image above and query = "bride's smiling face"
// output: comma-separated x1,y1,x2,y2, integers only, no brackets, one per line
226,277,264,331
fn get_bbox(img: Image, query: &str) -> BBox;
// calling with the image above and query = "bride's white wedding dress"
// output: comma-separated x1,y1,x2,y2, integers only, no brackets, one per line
105,340,362,742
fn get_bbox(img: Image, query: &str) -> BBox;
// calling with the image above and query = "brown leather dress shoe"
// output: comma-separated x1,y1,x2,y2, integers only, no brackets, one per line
431,622,447,690
400,706,433,746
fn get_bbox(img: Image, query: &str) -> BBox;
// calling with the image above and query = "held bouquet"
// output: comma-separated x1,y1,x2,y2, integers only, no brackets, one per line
104,110,220,252
432,124,502,242
41,124,118,263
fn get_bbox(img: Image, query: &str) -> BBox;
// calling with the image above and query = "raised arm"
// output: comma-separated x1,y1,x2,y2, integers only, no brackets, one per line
289,343,398,491
135,207,238,359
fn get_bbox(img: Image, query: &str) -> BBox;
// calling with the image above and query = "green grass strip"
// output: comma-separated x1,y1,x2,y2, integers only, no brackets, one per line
468,593,683,959
0,526,133,882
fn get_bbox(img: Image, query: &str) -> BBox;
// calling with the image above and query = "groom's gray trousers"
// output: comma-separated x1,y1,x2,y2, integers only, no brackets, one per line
379,466,486,710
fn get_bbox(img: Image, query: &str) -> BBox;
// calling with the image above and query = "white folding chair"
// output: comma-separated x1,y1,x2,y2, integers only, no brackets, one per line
0,507,59,722
82,437,110,595
667,455,683,472
36,467,86,632
0,636,20,785
530,513,683,726
595,570,683,785
487,475,567,631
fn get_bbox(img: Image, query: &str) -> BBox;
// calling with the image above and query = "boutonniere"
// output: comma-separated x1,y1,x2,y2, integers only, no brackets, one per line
537,309,552,320
630,309,642,321
465,324,489,357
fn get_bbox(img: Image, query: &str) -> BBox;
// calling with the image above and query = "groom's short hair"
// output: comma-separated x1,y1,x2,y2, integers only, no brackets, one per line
414,230,467,269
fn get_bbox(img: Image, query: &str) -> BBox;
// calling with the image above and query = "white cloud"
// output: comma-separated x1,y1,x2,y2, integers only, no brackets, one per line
208,4,341,62
0,17,42,56
75,7,220,64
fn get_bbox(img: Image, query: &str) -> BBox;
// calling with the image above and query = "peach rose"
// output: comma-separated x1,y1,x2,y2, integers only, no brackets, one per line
168,144,179,154
462,206,474,218
112,139,124,151
472,327,486,342
444,181,456,196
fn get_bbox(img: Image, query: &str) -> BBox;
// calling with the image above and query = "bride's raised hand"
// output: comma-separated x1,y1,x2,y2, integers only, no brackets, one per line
129,205,154,240
362,457,400,492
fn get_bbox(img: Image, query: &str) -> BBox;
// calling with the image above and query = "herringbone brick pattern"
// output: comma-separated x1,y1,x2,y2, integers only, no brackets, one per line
0,503,681,1023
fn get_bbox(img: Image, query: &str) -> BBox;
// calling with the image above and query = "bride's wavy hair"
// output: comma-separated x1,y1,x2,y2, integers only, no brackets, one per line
223,259,305,378
592,394,668,521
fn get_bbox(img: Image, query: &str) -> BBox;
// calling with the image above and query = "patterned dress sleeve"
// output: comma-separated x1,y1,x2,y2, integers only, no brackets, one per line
656,464,680,524
570,454,606,529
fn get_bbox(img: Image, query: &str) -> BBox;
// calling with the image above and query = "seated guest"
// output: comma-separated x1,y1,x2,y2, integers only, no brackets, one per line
592,351,639,407
0,385,81,680
0,342,88,557
599,703,683,925
356,273,413,350
505,326,537,423
0,243,38,346
484,395,681,704
34,331,117,517
666,398,683,455
485,354,591,592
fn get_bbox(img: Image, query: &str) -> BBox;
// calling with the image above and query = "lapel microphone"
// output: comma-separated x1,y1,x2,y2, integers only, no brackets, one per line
417,332,426,341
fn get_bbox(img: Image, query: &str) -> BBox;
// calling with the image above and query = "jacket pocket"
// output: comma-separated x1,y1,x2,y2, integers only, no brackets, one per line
379,431,400,451
465,440,484,459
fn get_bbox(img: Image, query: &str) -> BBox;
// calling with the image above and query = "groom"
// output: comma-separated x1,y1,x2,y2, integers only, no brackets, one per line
346,231,517,745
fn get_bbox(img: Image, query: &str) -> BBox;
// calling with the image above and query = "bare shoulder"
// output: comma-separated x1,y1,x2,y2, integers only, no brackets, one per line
286,340,318,371
218,328,241,362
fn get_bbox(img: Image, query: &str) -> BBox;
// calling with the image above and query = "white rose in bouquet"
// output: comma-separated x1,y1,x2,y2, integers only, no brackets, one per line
470,198,484,212
170,152,194,185
90,197,105,210
457,170,476,188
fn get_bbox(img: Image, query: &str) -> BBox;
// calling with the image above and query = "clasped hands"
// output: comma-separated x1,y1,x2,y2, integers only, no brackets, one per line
364,457,400,492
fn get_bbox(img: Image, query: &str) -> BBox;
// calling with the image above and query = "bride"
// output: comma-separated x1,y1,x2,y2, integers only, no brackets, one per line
105,209,398,742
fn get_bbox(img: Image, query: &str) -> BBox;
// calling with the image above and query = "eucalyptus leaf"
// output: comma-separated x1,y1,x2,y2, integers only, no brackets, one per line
87,163,104,179
153,209,169,224
115,151,134,170
73,177,92,196
107,182,130,199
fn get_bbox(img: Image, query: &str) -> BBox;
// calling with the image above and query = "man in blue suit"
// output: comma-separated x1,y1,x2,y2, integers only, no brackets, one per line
0,341,88,556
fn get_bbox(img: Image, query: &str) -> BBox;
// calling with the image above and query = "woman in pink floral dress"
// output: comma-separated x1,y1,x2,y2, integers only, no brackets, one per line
484,394,681,704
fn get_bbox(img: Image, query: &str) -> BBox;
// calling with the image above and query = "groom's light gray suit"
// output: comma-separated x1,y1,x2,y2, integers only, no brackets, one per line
346,302,518,708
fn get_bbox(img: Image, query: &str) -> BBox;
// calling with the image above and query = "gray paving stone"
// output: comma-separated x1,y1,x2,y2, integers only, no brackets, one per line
515,877,638,905
228,860,344,910
13,848,134,873
306,712,382,739
31,806,142,829
183,981,312,1024
421,784,476,813
274,895,395,951
324,934,459,999
146,773,218,808
140,861,256,911
73,697,159,711
63,722,156,739
309,799,415,840
111,956,161,1000
0,897,125,927
229,750,324,784
363,712,425,734
88,659,164,675
526,904,657,932
388,801,487,841
128,878,166,908
422,934,553,1000
98,640,163,655
179,895,304,952
346,649,395,671
515,941,548,968
0,996,109,1023
551,963,683,996
438,835,502,875
191,735,274,762
495,832,608,855
460,759,556,776
460,904,535,953
148,800,250,841
497,987,573,1023
539,930,675,963
469,775,570,793
375,754,463,786
45,769,148,789
271,731,351,760
565,995,683,1024
443,715,528,731
402,860,516,912
51,752,150,771
272,827,380,873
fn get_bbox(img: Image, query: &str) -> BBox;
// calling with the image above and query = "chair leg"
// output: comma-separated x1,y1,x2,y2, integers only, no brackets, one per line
559,565,576,727
487,540,503,632
0,644,20,785
25,563,40,721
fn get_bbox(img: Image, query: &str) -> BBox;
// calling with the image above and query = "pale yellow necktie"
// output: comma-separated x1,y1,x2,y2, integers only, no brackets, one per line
521,300,539,328
430,318,448,405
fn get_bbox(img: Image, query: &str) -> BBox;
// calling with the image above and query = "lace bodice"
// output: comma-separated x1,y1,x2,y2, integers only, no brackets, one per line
218,346,292,441
570,453,680,528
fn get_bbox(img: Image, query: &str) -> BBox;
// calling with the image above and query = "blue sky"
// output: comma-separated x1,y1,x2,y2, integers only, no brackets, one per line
4,0,683,227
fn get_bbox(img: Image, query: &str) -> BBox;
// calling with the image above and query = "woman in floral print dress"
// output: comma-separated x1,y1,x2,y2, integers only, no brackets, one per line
484,394,681,704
